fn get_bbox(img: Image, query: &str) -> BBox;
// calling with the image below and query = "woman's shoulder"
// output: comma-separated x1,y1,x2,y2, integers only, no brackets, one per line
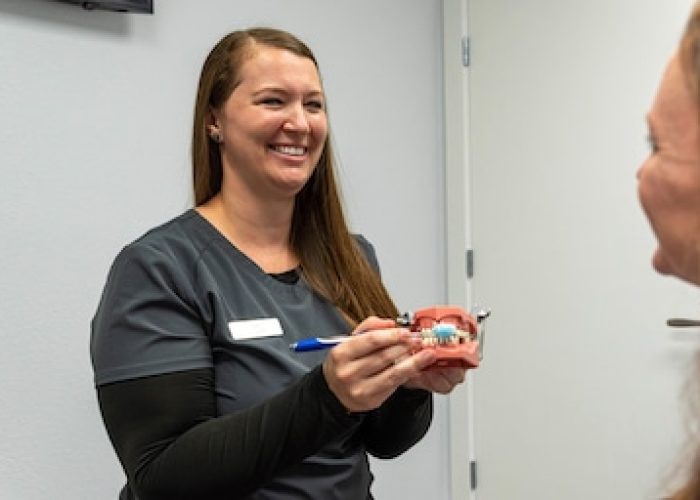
352,233,374,253
352,233,380,272
112,209,215,271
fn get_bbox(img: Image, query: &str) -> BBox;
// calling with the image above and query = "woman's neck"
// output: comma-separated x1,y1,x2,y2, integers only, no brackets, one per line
196,192,298,273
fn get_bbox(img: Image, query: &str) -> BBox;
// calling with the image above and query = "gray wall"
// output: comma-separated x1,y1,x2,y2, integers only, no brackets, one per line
0,1,448,498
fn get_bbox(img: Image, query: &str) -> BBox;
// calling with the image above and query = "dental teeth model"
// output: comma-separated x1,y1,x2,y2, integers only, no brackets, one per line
404,305,488,370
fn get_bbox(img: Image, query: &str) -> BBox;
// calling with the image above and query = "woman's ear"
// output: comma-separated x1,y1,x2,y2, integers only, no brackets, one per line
207,110,223,143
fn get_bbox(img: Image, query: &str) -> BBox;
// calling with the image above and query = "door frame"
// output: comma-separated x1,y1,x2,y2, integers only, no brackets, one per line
442,1,475,499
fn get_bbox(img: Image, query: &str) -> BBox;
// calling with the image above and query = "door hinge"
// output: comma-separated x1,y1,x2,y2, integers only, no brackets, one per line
466,249,474,278
462,36,470,67
470,460,477,490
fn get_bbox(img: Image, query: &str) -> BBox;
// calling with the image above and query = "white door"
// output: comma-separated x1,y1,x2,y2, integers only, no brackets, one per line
447,1,700,498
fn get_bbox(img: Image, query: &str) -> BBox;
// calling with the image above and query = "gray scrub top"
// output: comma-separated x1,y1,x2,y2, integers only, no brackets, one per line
91,209,380,499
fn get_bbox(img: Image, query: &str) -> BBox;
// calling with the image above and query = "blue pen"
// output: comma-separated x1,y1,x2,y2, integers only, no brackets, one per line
289,336,351,352
290,330,422,352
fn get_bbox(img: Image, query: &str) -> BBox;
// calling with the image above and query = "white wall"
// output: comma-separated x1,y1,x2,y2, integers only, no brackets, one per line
464,1,700,498
0,1,448,498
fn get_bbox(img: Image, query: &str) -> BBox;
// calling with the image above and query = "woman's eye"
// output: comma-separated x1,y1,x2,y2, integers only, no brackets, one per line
261,97,283,106
305,100,324,111
647,134,659,154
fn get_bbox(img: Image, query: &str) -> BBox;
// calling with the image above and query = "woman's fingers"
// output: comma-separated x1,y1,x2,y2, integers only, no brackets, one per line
351,316,397,337
323,316,469,412
335,327,411,363
442,367,466,385
323,325,435,413
404,366,467,394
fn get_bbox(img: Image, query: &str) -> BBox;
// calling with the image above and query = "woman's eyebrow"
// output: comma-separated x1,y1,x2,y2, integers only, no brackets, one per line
252,86,287,96
251,87,324,98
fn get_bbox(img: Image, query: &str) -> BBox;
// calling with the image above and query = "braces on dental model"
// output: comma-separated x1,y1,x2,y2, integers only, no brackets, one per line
398,306,490,370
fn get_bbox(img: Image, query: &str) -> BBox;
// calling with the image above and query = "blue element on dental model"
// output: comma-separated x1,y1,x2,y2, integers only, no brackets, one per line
432,324,456,340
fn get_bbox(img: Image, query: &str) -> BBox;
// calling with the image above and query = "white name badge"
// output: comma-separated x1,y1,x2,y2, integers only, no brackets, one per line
228,318,284,341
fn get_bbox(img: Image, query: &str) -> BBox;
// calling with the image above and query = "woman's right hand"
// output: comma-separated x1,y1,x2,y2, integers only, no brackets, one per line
322,316,436,412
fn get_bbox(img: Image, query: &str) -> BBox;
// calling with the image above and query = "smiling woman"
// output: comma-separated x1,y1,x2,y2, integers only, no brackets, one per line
89,27,466,500
637,2,700,499
206,45,328,206
638,45,700,287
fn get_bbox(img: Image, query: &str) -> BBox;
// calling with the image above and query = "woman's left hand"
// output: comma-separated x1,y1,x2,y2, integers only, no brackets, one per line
403,366,466,394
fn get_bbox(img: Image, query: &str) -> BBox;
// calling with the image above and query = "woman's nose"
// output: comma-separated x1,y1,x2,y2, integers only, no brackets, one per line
636,157,649,180
283,103,310,133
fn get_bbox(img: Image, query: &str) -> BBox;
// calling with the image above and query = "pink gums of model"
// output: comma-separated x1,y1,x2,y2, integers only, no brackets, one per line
409,306,480,370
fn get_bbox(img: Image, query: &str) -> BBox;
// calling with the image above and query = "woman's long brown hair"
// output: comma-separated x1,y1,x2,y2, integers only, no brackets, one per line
191,28,398,325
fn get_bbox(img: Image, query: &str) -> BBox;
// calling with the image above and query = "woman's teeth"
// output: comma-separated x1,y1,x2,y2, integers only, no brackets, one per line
273,145,305,156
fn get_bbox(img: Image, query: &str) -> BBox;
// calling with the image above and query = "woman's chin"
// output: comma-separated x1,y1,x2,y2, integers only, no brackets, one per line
653,249,700,286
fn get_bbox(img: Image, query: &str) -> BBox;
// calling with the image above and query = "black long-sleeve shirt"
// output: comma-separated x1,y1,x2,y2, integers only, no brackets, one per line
98,366,432,500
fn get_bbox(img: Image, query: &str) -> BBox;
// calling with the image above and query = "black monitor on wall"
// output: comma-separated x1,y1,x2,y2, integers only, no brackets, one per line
54,0,153,13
